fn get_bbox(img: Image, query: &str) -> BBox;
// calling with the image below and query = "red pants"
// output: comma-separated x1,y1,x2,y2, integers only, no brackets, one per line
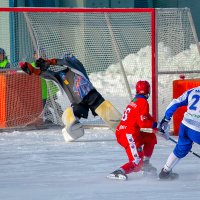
115,130,157,174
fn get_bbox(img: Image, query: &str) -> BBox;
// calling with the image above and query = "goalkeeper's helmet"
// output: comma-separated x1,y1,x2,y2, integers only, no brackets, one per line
136,80,150,96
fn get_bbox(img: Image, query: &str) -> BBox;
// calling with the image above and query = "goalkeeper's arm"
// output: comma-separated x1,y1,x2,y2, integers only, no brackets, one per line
19,62,41,75
19,58,57,75
35,58,57,71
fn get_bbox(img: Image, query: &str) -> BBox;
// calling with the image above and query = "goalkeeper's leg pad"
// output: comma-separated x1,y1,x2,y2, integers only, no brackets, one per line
95,100,122,131
62,107,76,127
62,121,84,142
62,107,84,142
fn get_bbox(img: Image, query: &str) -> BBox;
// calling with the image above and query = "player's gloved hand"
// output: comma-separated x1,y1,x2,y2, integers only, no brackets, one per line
152,122,158,129
19,62,33,75
35,58,50,71
158,117,170,133
158,117,170,140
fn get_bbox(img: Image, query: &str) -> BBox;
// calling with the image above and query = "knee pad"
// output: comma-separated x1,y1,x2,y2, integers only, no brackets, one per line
62,107,77,127
62,121,84,142
95,100,122,131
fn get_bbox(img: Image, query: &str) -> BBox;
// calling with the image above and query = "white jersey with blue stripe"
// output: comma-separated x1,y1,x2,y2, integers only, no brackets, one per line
165,86,200,132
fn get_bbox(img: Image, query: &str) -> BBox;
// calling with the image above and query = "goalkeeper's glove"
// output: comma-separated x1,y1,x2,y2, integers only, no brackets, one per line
35,58,49,71
158,117,170,140
35,58,57,71
19,62,34,75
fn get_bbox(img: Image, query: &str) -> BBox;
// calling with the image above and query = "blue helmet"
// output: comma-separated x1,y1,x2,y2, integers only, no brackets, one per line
0,48,6,57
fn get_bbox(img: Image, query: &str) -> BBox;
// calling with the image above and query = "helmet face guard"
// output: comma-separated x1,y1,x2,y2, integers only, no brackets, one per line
136,80,150,96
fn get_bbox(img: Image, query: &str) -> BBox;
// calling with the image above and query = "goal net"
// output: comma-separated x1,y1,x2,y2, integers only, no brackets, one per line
0,8,199,131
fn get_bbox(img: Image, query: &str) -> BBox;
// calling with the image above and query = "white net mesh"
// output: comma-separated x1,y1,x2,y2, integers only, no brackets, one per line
156,8,200,120
0,8,199,131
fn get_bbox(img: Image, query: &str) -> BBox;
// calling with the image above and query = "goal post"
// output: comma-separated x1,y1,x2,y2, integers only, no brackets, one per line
0,7,199,132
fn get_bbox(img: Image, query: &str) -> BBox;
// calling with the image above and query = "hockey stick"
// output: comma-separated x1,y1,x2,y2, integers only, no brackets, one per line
169,137,200,159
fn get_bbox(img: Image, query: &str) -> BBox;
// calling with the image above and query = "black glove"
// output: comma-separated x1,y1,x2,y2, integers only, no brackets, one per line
152,122,157,129
35,58,50,71
158,117,170,134
19,62,32,75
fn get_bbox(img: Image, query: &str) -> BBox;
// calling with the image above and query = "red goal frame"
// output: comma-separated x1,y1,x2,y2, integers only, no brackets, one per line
0,7,157,121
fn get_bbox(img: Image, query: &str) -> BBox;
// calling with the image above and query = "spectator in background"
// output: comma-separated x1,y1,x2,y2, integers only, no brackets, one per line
0,48,10,69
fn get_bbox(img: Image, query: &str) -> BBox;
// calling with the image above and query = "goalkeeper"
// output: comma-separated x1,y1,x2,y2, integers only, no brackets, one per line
19,52,121,142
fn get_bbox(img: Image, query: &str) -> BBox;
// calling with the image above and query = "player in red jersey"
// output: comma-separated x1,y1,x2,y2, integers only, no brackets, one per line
107,80,157,180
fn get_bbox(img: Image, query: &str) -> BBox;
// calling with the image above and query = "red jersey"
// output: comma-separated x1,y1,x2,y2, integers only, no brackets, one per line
116,95,155,134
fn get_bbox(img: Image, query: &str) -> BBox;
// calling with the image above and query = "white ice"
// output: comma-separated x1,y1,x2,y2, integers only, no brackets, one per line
1,43,200,199
0,127,200,200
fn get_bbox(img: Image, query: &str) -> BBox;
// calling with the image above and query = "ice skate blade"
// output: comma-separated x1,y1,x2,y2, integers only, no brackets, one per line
107,174,128,181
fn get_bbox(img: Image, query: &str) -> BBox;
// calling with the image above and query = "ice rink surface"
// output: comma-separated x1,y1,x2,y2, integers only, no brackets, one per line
0,127,200,200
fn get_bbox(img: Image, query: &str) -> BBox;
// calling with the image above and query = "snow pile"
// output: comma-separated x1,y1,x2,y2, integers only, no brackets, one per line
90,43,200,95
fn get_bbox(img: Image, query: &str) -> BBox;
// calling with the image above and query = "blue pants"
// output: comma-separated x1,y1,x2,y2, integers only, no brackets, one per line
173,123,200,158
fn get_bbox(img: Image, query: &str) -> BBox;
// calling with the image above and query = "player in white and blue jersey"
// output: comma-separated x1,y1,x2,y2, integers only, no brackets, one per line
158,86,200,180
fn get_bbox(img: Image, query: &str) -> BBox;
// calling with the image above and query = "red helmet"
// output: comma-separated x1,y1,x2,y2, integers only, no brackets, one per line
136,80,150,95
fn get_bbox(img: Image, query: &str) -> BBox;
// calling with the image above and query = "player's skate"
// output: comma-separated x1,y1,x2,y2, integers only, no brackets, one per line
107,169,128,181
142,160,157,176
159,168,179,180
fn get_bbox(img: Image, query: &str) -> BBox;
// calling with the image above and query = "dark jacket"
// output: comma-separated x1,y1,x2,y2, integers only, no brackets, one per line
39,56,94,104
